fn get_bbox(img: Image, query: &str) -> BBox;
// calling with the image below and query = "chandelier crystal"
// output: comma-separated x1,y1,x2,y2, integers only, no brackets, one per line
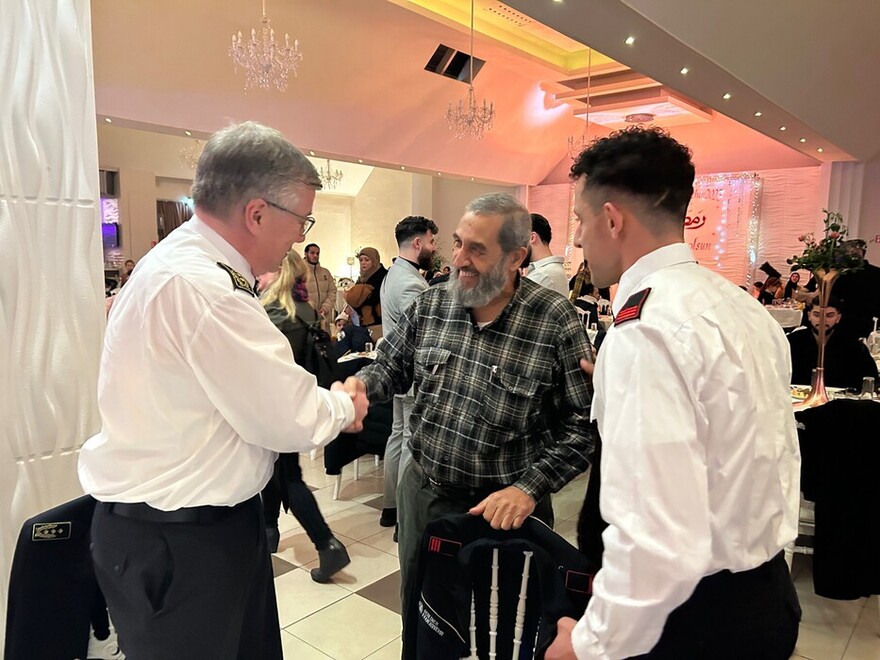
229,0,302,92
179,139,202,171
567,47,593,160
446,0,495,140
318,159,343,190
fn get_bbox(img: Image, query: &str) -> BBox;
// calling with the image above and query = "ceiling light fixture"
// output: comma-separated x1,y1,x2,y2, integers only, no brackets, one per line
229,0,302,92
309,150,315,156
722,93,731,100
779,126,787,131
680,67,689,75
446,0,495,140
624,36,635,46
799,138,806,143
754,111,762,117
567,47,593,159
184,130,192,136
104,118,112,123
357,159,363,164
317,159,343,189
817,148,824,153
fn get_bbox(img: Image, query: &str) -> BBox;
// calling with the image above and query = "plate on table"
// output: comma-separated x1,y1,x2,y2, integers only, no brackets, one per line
790,385,845,401
337,351,377,363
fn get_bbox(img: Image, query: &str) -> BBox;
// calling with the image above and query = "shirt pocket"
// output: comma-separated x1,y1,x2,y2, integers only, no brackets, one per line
479,368,544,431
414,347,451,398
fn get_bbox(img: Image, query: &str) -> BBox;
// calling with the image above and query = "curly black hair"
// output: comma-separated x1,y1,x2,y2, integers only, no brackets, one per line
570,126,695,221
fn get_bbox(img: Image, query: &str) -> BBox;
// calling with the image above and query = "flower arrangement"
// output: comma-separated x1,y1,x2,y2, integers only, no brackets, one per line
786,209,866,408
786,210,865,276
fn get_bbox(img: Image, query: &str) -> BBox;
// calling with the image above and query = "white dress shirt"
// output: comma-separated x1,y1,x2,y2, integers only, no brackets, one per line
526,255,569,297
79,216,355,510
572,243,800,659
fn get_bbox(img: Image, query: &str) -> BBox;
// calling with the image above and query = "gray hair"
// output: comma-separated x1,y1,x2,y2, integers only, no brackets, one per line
191,121,322,218
464,193,531,254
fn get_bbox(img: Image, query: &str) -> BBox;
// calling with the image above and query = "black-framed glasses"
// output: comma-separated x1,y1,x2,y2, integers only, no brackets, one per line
263,199,316,235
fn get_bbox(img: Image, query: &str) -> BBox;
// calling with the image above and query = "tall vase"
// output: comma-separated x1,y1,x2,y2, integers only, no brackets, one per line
794,268,839,410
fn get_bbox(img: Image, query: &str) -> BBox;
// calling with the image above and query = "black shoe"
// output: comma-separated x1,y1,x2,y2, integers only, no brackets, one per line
310,537,351,583
393,523,398,544
379,507,397,527
265,526,280,554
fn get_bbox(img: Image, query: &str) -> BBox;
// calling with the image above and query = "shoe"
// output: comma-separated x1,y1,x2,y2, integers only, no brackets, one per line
393,523,398,543
379,507,397,527
265,526,280,554
310,537,351,583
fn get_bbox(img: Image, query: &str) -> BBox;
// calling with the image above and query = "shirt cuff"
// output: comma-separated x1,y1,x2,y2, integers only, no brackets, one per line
327,389,356,430
571,614,608,660
513,468,550,502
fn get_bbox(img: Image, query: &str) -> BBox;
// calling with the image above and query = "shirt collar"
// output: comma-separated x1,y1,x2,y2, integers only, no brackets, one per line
527,255,563,273
613,243,696,316
189,214,255,281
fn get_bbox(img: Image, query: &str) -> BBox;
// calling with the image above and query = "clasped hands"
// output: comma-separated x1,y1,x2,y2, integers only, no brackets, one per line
332,376,370,433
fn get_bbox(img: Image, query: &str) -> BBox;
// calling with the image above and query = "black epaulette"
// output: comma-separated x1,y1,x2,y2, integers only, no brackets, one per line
216,262,256,297
614,287,651,326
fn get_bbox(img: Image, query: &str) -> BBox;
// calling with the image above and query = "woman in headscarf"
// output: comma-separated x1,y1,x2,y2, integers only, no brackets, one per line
344,247,387,339
259,249,350,583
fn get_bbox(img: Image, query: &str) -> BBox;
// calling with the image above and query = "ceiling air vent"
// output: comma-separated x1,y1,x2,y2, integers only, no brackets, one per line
425,44,486,84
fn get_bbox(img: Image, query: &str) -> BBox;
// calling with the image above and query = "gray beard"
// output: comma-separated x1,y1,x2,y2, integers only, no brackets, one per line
451,259,509,308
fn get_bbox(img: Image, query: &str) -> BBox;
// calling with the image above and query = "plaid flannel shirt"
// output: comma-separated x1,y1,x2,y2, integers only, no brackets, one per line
358,277,596,501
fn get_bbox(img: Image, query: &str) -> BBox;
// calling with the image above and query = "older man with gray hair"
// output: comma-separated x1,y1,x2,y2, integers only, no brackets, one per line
79,121,368,659
348,192,596,654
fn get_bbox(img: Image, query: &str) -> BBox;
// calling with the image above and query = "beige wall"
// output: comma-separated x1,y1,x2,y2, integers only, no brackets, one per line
351,168,413,274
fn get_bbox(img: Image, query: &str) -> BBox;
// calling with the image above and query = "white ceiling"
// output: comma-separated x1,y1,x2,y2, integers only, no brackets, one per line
90,0,860,187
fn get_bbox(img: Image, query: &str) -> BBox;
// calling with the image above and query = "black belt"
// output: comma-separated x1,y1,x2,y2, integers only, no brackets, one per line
107,495,257,524
426,476,505,502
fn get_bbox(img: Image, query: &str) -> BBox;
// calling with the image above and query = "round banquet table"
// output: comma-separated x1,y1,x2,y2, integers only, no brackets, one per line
765,306,803,328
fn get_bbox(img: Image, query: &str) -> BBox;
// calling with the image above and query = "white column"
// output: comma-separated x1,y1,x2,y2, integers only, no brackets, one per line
820,161,866,236
0,1,103,643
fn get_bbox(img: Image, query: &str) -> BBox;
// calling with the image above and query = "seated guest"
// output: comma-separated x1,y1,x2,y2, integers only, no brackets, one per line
781,272,802,300
334,314,372,357
757,276,781,305
788,296,879,389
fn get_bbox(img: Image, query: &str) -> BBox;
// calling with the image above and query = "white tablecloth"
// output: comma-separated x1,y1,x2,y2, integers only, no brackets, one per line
765,306,803,328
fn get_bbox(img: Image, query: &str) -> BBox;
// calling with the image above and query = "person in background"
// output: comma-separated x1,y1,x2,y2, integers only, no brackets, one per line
832,240,880,340
758,276,782,305
259,250,351,582
123,258,135,275
78,121,368,659
345,247,387,339
303,242,337,332
524,213,568,297
787,295,878,390
782,272,801,300
547,126,800,659
378,215,438,534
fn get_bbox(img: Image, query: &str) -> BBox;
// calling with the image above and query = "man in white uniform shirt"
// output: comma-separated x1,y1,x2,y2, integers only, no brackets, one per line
78,122,368,659
546,127,801,659
525,213,568,297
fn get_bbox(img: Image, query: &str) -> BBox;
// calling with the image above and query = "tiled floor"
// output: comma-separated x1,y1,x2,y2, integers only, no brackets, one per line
274,453,880,660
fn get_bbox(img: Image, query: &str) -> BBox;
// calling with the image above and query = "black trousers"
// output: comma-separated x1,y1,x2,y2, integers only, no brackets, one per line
261,453,333,549
631,553,801,660
90,495,282,660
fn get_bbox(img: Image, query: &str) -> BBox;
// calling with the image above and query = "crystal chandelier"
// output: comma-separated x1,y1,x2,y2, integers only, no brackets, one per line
446,0,495,140
229,0,302,92
179,140,202,171
567,48,593,159
318,159,343,190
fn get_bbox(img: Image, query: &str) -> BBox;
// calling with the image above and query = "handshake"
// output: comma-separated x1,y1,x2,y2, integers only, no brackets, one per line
331,377,370,433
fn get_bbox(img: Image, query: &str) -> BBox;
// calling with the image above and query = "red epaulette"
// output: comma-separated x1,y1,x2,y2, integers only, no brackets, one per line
614,288,651,326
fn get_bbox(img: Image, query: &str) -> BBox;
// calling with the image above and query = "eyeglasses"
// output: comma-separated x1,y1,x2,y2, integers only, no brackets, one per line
263,199,316,235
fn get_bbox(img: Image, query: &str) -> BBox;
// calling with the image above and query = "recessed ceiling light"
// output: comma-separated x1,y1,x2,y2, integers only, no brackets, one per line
799,138,806,143
680,67,689,75
553,0,563,3
184,130,192,136
437,172,442,176
624,36,635,46
779,126,787,131
470,177,475,181
357,159,363,164
754,111,762,117
309,150,315,156
817,148,824,153
104,117,112,123
400,166,406,170
722,93,731,100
